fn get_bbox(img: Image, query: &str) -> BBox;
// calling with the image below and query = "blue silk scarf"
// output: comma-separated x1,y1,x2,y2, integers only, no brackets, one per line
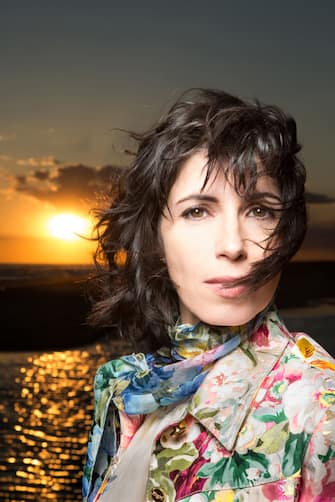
93,305,272,416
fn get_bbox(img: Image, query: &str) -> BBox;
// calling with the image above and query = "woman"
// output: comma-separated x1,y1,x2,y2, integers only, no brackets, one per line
83,89,335,502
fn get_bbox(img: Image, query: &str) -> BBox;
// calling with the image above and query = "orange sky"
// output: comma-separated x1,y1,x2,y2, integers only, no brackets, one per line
0,160,120,264
0,236,95,265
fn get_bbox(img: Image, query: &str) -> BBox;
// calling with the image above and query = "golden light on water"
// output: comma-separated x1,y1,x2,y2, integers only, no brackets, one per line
47,213,91,241
0,341,130,501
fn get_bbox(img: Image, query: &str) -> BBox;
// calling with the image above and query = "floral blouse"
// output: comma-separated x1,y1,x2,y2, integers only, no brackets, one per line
83,312,335,502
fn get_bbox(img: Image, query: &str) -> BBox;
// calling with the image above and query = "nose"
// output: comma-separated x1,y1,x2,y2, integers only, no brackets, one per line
215,215,247,261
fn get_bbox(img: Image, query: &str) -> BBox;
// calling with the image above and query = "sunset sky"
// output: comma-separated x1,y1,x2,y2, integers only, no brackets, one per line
0,2,334,264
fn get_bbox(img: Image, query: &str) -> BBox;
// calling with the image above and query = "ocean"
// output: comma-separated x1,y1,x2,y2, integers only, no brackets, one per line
0,340,129,502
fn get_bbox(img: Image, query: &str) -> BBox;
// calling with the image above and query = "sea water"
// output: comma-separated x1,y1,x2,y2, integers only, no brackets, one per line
0,341,127,502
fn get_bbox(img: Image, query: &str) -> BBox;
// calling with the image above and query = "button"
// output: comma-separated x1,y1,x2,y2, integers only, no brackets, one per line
151,487,166,501
170,421,187,439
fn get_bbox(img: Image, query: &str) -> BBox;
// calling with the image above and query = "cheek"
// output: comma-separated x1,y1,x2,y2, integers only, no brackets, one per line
163,246,192,285
159,209,214,278
161,231,204,287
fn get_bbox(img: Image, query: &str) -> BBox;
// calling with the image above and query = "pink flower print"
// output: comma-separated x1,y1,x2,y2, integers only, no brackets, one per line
172,456,209,498
262,478,297,500
214,373,226,386
171,429,211,498
318,459,335,501
193,430,211,456
251,324,270,347
119,411,144,449
285,370,303,385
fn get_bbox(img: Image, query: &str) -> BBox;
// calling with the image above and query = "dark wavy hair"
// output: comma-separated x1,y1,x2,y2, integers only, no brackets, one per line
89,88,307,351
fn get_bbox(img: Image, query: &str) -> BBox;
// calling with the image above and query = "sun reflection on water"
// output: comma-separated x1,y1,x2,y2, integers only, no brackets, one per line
0,340,129,502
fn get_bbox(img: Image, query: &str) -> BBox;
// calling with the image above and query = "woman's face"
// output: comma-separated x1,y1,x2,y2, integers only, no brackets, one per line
159,150,281,326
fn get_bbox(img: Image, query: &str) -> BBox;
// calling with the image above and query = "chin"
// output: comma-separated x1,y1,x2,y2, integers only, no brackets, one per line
181,297,273,327
200,307,260,327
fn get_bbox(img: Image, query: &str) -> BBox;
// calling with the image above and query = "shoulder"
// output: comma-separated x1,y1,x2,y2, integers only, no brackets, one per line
284,331,335,375
276,331,335,433
282,330,335,397
284,335,335,498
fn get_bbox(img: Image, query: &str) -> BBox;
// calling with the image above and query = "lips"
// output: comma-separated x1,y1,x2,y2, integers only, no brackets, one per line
204,276,247,298
204,276,245,285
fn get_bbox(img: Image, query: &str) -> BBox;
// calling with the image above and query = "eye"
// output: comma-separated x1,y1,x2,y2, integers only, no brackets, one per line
248,206,276,219
182,206,208,219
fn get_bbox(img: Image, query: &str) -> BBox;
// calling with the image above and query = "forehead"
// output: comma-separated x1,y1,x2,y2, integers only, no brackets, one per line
168,150,280,201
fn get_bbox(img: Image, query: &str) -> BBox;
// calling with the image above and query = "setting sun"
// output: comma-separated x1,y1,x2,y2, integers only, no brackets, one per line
47,213,91,241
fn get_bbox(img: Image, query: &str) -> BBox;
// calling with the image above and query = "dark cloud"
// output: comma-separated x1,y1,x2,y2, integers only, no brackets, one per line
33,170,50,181
16,175,27,185
306,192,335,204
14,163,123,210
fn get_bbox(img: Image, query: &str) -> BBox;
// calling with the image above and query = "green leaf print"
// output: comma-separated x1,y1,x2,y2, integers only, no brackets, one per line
197,458,229,478
318,446,335,463
191,392,201,408
273,410,287,423
282,431,311,477
240,345,257,366
195,407,219,420
254,422,289,454
198,450,270,488
156,443,199,473
148,444,198,502
254,408,287,424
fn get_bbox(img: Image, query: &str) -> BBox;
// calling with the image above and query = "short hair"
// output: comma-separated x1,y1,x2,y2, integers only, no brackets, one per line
89,88,306,351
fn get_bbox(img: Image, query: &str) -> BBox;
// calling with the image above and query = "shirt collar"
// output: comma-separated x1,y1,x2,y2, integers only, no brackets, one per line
187,309,291,451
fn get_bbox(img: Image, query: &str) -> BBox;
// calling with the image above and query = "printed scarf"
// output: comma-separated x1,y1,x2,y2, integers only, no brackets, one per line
94,305,272,416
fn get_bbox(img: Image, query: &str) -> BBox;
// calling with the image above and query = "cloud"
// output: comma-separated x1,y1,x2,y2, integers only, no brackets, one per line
0,133,16,142
16,175,27,185
0,155,12,162
14,162,123,210
33,170,50,181
306,192,335,204
16,156,60,168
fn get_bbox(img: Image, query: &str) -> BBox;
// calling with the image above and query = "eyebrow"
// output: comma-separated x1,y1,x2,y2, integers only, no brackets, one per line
176,191,281,205
176,194,219,205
